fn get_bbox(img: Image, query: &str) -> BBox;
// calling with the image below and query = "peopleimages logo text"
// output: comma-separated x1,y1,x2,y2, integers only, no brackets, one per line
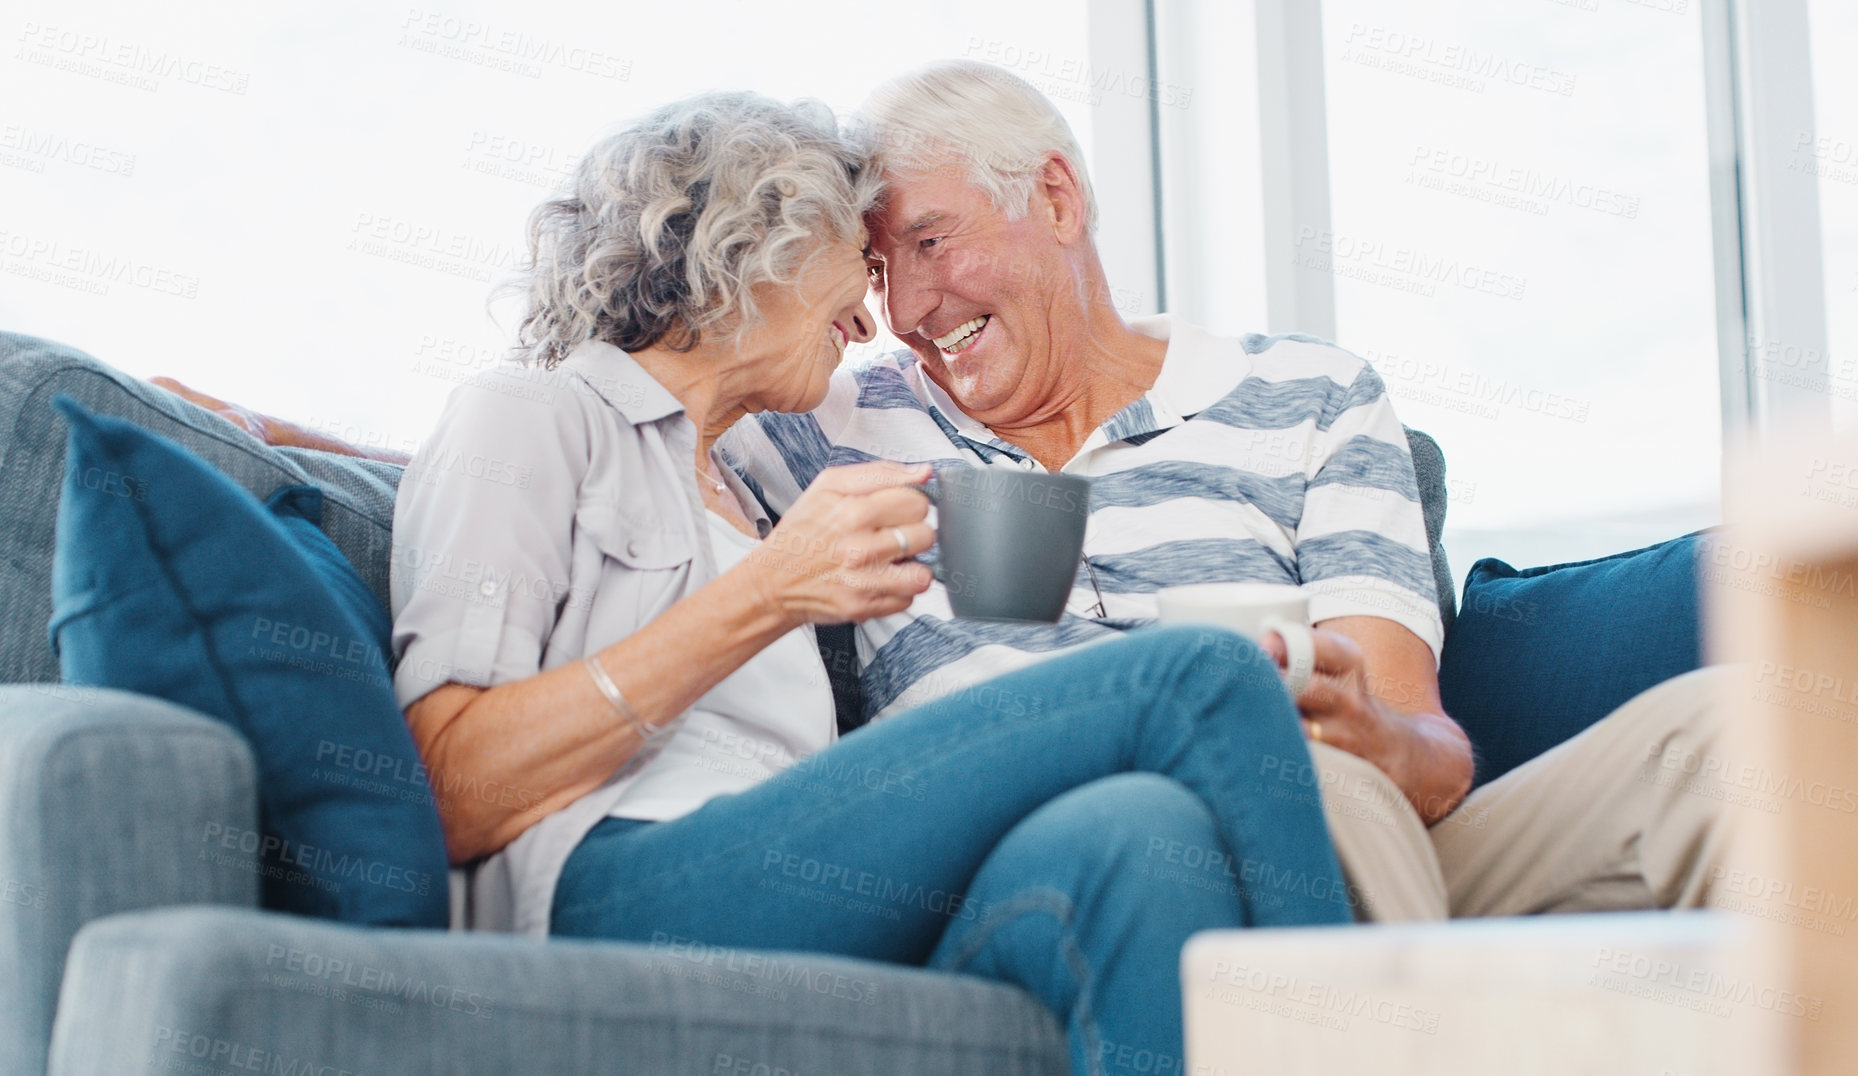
201,822,433,896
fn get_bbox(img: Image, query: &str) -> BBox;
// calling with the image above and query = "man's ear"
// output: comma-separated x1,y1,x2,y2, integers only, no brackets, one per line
1035,153,1089,244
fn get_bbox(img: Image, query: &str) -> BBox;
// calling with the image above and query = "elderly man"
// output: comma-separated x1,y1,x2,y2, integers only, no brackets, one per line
716,59,1731,924
168,60,1729,924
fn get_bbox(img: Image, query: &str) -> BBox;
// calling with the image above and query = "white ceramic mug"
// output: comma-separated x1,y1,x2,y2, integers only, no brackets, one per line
1153,583,1317,695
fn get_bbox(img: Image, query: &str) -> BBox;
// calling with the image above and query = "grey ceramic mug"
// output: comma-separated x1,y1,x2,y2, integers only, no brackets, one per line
925,465,1092,622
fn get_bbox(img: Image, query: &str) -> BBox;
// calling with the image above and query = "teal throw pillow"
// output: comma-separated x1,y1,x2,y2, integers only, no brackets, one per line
1438,531,1709,788
47,396,448,926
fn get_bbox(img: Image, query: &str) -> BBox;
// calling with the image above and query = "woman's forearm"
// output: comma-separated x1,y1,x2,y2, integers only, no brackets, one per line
410,558,798,863
409,460,933,864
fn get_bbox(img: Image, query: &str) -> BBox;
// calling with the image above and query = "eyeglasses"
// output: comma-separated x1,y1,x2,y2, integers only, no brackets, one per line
1082,554,1106,619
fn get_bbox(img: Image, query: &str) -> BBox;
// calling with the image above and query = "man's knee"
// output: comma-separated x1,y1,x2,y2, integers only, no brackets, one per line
1625,665,1735,735
1594,665,1741,781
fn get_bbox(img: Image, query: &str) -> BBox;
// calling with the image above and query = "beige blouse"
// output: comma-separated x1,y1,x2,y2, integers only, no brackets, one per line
390,340,832,936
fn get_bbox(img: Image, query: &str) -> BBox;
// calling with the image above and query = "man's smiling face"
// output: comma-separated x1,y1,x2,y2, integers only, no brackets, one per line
863,165,1068,421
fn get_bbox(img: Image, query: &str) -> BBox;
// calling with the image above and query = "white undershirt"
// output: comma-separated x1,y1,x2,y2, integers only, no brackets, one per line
603,511,836,822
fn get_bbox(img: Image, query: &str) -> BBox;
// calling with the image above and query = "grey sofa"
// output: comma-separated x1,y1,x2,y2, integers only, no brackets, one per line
0,332,1455,1076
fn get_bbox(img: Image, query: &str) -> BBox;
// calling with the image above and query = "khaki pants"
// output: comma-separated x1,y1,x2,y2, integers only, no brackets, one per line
1317,665,1738,921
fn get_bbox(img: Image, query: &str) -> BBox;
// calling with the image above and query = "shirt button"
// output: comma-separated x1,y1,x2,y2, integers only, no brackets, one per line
477,580,496,597
627,540,641,558
1017,457,1036,471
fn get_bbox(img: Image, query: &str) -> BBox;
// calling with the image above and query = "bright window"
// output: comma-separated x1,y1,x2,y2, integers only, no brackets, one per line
1319,0,1722,570
1808,0,1858,435
0,1,1091,454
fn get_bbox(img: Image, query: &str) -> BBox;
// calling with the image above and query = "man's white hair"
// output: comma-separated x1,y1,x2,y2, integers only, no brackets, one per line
857,59,1098,233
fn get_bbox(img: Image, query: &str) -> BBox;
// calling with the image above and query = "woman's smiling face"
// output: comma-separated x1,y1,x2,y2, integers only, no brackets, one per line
737,239,877,414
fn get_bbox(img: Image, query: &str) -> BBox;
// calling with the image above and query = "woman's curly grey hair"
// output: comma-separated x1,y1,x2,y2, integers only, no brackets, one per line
514,92,877,367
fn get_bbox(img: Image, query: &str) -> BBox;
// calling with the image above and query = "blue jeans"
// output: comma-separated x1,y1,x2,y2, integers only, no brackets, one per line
552,625,1351,1076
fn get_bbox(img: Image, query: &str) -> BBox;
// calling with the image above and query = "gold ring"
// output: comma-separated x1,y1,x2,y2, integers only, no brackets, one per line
1308,719,1323,743
890,526,910,557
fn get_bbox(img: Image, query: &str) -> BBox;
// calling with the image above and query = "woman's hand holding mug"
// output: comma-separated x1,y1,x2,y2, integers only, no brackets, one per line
746,461,937,625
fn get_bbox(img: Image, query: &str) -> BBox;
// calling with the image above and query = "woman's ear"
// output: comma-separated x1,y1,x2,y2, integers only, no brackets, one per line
1036,153,1089,244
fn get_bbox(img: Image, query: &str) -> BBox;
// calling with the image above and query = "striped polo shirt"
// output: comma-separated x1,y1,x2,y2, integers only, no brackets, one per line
718,315,1443,722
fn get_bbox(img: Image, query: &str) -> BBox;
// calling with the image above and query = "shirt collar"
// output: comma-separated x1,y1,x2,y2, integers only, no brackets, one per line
908,356,995,443
558,339,687,425
907,315,1247,454
1125,314,1252,429
904,356,1027,462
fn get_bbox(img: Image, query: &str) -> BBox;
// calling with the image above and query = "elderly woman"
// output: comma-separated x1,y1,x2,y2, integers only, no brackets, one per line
389,92,1347,1075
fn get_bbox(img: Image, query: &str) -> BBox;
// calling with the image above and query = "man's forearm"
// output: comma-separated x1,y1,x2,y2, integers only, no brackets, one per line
1314,616,1473,824
282,426,411,466
148,377,412,465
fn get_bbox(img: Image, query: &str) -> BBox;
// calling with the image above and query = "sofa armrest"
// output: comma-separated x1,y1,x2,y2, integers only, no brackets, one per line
50,906,1066,1076
0,685,258,1076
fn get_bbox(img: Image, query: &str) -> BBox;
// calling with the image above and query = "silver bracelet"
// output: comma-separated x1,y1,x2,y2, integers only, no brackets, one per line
583,655,661,733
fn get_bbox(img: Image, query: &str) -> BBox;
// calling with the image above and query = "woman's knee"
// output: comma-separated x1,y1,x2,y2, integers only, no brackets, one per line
1003,774,1224,875
1124,624,1283,705
1010,776,1245,922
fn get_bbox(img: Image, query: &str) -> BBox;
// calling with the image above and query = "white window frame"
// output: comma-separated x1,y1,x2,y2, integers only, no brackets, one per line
1704,0,1831,444
1088,0,1167,317
1145,0,1833,457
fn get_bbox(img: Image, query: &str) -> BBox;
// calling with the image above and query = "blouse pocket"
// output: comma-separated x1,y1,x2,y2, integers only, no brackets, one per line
573,503,694,625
